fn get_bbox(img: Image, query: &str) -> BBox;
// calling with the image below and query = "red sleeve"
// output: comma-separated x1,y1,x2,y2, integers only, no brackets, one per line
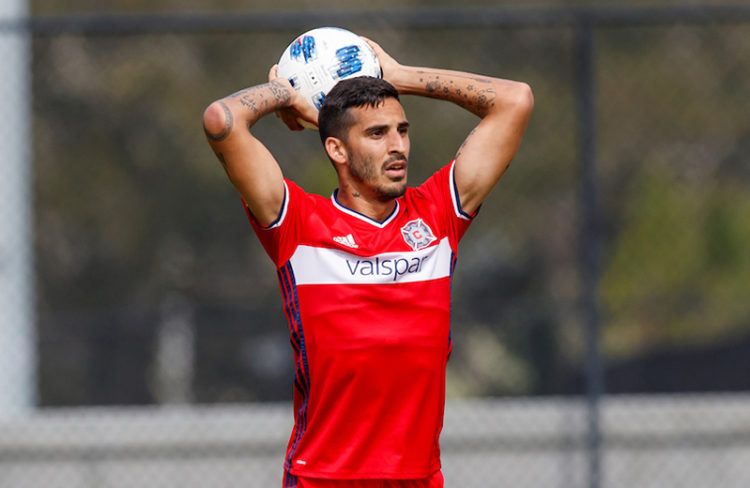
414,160,478,249
243,179,311,266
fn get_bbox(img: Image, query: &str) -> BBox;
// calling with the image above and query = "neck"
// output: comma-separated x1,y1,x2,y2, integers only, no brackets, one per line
336,181,397,223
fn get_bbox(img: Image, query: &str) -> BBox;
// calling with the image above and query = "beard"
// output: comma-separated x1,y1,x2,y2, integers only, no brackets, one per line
348,152,408,202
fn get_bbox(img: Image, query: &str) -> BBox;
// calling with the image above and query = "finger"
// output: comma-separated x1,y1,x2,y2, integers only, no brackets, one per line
362,37,383,54
279,110,304,131
297,104,319,128
268,64,279,82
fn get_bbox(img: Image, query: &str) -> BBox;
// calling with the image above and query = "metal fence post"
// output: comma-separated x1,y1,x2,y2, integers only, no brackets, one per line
574,16,604,488
0,0,35,417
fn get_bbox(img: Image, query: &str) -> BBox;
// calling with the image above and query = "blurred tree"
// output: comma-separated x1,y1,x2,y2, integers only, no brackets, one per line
27,8,750,405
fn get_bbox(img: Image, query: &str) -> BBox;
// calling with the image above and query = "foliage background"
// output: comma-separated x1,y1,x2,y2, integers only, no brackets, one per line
23,1,750,406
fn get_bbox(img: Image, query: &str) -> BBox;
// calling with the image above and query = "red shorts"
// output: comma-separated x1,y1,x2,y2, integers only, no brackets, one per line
284,471,444,488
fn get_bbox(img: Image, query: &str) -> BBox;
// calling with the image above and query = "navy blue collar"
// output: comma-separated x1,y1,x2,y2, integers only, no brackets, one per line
331,190,400,228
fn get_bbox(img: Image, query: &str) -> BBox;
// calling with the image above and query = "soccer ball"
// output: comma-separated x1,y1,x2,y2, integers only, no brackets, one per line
277,27,381,111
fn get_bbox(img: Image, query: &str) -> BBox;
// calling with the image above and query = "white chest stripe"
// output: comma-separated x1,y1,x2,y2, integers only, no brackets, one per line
290,237,453,285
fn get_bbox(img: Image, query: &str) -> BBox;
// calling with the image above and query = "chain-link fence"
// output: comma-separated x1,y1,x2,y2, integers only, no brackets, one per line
0,5,749,487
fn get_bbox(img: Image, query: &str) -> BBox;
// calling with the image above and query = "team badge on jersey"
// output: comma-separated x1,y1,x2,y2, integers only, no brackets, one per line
401,219,437,251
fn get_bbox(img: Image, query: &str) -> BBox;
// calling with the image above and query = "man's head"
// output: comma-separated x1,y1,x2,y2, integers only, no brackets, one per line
318,77,410,201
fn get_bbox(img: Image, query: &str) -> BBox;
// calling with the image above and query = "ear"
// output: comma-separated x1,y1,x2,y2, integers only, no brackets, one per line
324,137,348,166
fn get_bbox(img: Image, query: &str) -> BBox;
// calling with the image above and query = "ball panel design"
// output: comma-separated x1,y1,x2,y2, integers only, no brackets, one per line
277,27,381,110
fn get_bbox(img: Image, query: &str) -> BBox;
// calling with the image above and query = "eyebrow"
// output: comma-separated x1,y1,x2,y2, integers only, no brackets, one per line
364,121,410,135
364,124,388,135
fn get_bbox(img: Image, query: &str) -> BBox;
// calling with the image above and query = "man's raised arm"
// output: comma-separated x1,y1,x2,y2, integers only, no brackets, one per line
366,39,534,215
202,68,318,227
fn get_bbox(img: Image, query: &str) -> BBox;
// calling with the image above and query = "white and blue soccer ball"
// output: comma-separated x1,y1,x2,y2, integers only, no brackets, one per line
277,27,381,110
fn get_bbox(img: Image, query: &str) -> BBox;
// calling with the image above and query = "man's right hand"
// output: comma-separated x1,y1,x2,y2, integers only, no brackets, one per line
269,65,319,131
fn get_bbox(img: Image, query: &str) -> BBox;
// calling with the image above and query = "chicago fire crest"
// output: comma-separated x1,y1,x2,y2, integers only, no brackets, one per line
401,219,437,251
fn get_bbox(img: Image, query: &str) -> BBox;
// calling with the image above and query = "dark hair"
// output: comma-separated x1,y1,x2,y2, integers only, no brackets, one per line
318,77,400,143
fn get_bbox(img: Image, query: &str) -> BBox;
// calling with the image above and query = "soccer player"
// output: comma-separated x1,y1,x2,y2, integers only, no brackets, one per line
203,38,533,488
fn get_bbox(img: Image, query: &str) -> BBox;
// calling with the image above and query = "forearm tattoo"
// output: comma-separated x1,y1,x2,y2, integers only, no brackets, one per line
417,71,497,117
268,80,292,104
229,80,292,116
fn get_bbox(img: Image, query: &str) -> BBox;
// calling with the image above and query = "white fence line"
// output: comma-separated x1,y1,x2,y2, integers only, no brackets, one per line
1,394,749,488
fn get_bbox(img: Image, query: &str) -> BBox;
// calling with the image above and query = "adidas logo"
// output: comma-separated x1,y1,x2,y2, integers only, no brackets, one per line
333,233,359,249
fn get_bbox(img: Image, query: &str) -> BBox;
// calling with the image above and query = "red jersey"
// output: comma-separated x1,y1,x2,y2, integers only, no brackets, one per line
247,162,475,480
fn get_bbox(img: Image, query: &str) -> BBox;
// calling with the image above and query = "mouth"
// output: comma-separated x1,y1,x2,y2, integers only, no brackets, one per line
384,159,408,180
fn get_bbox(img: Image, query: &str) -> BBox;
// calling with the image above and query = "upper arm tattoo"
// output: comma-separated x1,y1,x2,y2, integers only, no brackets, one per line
456,127,477,159
215,151,230,176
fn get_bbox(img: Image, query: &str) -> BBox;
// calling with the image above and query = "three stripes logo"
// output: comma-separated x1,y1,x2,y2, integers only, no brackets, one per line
333,233,359,249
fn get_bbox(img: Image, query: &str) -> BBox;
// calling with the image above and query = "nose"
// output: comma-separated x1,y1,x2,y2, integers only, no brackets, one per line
388,130,408,155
